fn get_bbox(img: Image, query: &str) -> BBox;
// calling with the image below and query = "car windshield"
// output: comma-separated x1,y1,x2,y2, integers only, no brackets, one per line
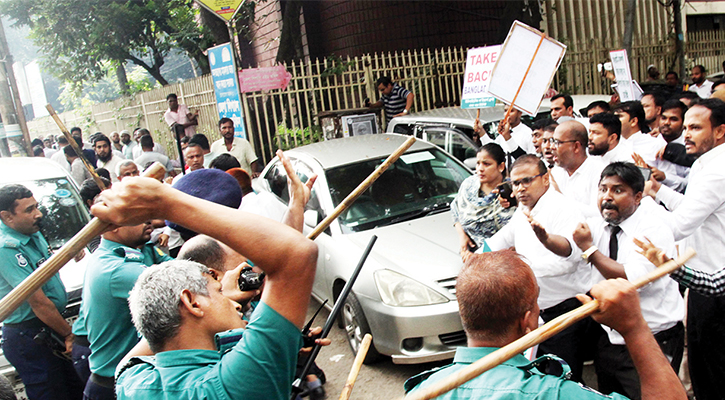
23,178,91,250
326,148,471,233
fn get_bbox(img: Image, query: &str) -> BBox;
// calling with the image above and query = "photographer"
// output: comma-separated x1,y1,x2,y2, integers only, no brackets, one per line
91,151,318,399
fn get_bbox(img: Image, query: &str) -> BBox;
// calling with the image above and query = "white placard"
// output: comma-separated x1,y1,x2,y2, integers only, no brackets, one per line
610,50,637,102
461,45,501,109
487,21,567,116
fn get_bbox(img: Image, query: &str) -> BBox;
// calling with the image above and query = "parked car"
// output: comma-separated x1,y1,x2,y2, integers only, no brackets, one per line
385,95,608,168
254,134,472,364
0,157,92,398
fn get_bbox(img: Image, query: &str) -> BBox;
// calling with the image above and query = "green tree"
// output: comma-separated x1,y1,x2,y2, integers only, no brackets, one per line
0,0,213,89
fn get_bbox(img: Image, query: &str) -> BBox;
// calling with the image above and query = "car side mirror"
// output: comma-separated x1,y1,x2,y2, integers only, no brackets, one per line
464,158,476,170
304,209,318,228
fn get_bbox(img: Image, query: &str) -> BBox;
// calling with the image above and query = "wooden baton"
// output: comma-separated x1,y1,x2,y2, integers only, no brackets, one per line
307,135,416,240
45,104,107,191
402,248,697,400
0,162,167,322
339,333,372,400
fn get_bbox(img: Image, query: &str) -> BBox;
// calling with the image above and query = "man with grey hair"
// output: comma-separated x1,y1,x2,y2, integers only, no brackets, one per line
90,150,318,400
115,160,139,181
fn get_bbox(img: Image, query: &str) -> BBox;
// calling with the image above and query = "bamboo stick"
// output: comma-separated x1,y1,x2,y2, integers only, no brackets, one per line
339,334,372,400
402,248,697,400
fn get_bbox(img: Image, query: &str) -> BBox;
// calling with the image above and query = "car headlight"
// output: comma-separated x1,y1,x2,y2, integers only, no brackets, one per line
374,269,448,306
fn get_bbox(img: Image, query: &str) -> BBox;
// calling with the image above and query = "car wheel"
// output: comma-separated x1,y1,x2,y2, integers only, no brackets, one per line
342,292,383,364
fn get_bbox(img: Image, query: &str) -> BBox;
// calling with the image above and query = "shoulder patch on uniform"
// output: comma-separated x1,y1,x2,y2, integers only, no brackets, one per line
2,239,19,249
15,253,28,267
155,247,165,257
113,247,144,262
404,364,455,393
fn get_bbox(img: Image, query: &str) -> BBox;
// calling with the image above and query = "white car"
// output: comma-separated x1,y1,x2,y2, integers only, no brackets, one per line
0,157,92,398
254,134,471,364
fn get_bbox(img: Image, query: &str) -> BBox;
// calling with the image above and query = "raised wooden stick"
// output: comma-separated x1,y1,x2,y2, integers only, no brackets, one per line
46,104,107,191
339,333,372,400
0,163,166,322
307,135,416,240
403,248,697,400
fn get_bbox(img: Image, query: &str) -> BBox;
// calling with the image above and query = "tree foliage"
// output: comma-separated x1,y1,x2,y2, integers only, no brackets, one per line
0,0,215,89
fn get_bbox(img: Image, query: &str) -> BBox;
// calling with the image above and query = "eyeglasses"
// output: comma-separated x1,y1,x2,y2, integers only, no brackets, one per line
511,173,546,188
552,139,579,147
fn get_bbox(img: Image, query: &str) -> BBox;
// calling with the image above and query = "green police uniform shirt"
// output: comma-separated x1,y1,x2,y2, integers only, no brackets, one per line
0,222,66,324
405,347,630,399
115,302,302,400
83,238,173,378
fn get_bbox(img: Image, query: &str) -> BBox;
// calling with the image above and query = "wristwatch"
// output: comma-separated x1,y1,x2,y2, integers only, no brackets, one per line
581,245,598,263
403,109,409,114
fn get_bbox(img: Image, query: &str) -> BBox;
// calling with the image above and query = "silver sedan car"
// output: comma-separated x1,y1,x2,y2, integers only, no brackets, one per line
254,134,471,364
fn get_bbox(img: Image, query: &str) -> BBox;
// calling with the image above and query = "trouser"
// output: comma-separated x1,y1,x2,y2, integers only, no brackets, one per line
687,291,725,400
72,336,92,385
537,297,592,383
83,374,115,400
1,324,84,400
594,321,684,400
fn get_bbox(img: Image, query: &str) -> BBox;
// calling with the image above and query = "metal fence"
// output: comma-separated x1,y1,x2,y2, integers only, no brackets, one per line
28,30,725,163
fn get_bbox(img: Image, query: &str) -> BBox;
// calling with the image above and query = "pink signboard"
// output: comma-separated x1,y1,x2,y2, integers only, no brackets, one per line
239,66,292,93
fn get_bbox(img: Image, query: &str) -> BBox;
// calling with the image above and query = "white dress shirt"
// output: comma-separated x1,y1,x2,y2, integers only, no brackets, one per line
97,154,125,182
656,143,725,274
495,123,535,154
51,148,70,172
483,188,590,309
132,142,166,160
623,132,683,191
550,156,605,218
599,140,634,164
689,80,714,99
587,205,684,345
210,137,258,175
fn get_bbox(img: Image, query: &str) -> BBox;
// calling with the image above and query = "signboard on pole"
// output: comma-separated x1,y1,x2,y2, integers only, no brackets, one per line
196,0,245,21
239,66,292,93
487,21,567,116
609,49,637,102
461,45,501,109
209,43,246,139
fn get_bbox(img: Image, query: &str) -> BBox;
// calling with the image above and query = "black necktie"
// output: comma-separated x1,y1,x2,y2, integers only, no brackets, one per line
609,225,622,261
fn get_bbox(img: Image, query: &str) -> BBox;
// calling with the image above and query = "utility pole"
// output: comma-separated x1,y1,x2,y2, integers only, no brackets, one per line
672,0,686,80
0,19,31,157
622,0,637,60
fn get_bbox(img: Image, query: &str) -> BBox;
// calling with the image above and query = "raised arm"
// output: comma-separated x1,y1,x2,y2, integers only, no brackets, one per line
92,178,318,328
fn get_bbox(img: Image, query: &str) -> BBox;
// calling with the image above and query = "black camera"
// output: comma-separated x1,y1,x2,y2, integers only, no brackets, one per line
238,266,265,291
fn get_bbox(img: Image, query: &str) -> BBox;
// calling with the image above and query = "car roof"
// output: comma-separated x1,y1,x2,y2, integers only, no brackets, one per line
286,134,438,169
0,157,70,185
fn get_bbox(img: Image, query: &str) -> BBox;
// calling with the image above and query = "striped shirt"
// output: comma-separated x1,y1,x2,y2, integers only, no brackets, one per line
671,266,725,297
380,84,411,116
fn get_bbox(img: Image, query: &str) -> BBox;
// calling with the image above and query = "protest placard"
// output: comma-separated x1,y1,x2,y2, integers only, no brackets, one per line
609,49,637,102
487,21,567,116
461,45,501,109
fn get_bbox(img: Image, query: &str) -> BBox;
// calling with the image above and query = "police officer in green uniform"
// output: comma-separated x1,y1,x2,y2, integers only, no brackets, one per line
0,184,84,400
405,251,688,400
80,220,172,400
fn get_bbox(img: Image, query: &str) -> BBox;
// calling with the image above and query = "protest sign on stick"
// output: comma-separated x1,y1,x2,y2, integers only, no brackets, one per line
461,45,501,109
610,49,638,102
487,21,567,117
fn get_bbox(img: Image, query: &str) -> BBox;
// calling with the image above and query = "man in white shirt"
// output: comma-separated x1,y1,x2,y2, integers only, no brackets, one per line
588,112,631,164
64,146,92,187
570,162,684,399
550,120,604,218
163,93,198,138
93,134,125,182
689,65,714,99
132,129,166,160
121,130,136,160
550,94,574,122
480,155,591,382
210,118,260,177
51,135,71,172
641,93,664,133
645,98,725,400
615,102,684,191
134,135,175,177
188,134,217,168
495,104,535,154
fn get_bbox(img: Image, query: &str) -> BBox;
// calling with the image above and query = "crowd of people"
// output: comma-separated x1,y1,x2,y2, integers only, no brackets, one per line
445,69,725,399
2,65,725,400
